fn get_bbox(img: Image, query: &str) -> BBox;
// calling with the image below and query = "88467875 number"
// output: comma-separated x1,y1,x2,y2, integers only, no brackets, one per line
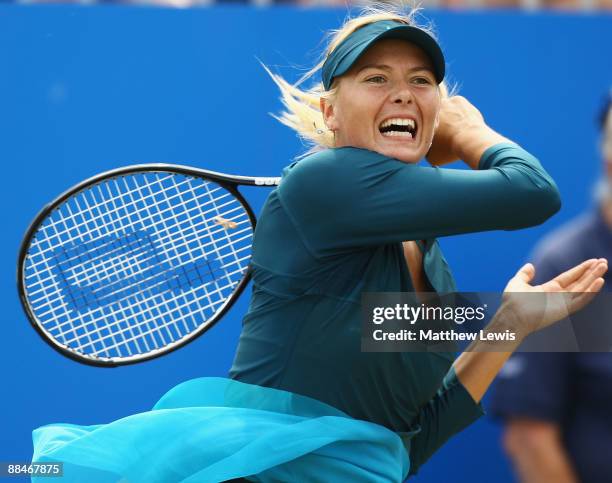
1,462,63,477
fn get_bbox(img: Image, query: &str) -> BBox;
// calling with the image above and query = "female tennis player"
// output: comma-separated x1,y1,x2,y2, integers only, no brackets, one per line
228,3,607,479
31,4,607,483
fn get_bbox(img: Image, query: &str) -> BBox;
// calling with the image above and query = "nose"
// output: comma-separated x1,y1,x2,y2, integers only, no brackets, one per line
391,86,414,105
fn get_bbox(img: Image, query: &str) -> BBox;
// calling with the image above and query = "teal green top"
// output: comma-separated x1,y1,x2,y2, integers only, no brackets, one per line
230,143,560,475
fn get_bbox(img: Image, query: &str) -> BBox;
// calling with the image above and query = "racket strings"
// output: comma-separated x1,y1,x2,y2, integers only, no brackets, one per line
27,177,231,264
31,177,247,357
23,171,253,361
29,209,251,299
71,266,247,355
29,189,251,315
27,217,252,300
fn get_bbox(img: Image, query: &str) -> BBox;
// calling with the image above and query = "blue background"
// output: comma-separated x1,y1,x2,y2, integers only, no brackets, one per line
1,5,611,481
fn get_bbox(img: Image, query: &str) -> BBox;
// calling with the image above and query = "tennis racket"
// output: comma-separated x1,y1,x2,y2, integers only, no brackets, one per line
18,164,280,367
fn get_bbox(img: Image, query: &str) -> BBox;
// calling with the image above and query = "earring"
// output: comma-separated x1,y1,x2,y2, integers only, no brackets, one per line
314,121,333,136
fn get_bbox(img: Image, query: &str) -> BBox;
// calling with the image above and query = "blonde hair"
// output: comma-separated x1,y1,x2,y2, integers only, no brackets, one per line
265,3,448,154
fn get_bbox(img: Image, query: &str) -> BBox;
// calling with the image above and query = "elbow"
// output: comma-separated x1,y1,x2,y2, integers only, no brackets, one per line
532,183,561,224
512,183,561,229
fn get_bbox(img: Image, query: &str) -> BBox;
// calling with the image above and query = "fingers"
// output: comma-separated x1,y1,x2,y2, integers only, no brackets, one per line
590,277,606,293
568,277,605,314
551,259,599,288
570,259,608,293
515,263,536,283
588,262,607,290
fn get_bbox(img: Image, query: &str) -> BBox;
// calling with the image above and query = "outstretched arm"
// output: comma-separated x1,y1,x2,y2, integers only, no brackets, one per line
407,259,606,475
455,258,607,403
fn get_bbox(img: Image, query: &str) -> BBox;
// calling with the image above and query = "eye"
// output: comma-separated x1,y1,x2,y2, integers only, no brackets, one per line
365,75,387,84
412,76,433,85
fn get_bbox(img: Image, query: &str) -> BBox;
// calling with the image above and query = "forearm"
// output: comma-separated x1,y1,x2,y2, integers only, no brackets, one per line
407,367,484,475
454,303,525,403
457,257,607,403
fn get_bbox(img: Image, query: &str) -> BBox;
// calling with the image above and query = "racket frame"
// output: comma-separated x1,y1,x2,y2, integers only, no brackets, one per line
17,164,280,367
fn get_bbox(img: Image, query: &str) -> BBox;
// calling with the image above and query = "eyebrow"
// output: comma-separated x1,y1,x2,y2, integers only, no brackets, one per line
356,64,433,75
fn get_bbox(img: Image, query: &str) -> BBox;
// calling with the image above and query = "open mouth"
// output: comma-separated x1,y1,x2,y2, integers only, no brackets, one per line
379,117,417,139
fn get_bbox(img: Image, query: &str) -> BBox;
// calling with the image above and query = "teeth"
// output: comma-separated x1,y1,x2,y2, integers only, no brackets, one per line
381,131,413,138
380,118,416,129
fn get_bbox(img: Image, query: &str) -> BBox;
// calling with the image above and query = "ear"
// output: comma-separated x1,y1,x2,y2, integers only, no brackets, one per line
320,97,338,131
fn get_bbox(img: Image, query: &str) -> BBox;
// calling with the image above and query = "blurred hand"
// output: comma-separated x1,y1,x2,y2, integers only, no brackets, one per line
426,95,486,166
502,258,607,336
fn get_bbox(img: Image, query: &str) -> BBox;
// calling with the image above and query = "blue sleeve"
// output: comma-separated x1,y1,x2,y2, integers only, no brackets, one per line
489,352,572,423
278,143,561,257
407,367,485,475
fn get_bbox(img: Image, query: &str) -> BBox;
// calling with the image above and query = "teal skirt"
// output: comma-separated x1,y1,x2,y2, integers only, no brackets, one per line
32,377,410,482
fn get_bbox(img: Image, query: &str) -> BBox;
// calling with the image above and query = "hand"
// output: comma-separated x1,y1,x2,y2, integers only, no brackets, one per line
426,96,485,166
502,258,607,337
453,259,606,405
426,95,509,169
